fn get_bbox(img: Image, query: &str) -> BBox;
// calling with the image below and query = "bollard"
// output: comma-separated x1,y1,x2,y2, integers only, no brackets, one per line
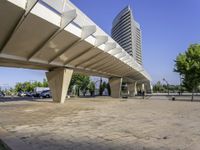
172,96,175,101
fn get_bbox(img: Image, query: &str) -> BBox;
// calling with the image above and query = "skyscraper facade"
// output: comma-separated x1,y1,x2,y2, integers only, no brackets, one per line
111,6,142,65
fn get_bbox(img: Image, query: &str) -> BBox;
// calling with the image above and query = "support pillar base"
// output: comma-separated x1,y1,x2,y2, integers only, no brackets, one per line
109,77,122,98
46,68,73,103
127,82,137,97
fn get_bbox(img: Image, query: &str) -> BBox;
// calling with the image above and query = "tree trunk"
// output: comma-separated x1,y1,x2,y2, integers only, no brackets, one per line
191,89,194,101
90,91,93,97
77,88,80,97
83,89,86,96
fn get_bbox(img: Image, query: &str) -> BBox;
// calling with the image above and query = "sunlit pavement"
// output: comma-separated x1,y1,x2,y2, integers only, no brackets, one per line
0,97,200,150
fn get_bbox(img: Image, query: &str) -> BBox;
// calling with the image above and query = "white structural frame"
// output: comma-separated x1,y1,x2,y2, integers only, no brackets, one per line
0,0,152,103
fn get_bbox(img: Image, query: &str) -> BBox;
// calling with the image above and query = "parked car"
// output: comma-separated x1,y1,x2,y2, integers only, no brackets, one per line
17,91,26,97
121,84,128,99
31,92,40,98
39,90,52,98
24,92,34,97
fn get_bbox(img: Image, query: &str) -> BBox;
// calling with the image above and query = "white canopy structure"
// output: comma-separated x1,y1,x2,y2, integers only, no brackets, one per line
0,0,151,103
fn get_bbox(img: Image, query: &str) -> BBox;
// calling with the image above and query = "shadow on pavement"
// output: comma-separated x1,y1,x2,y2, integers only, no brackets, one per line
0,133,161,150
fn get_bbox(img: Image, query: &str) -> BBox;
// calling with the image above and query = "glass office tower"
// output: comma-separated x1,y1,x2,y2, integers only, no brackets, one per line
112,6,142,65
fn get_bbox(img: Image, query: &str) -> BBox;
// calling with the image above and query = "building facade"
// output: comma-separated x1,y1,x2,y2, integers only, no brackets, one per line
112,6,142,65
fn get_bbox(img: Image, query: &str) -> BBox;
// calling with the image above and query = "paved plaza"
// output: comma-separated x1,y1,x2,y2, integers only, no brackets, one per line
0,97,200,150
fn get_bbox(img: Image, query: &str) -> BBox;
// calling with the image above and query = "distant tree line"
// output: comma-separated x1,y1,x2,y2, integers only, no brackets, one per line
153,81,185,93
68,73,110,97
14,79,48,93
0,73,111,97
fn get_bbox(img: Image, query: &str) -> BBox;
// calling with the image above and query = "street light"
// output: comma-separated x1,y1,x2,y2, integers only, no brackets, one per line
163,78,169,96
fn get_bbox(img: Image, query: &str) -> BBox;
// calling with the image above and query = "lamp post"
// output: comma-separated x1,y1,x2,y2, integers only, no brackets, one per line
163,78,169,96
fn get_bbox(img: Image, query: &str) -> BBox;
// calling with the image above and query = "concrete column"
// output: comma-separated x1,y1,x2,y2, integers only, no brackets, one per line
137,84,141,91
109,77,122,98
134,82,138,96
142,83,145,92
127,82,137,97
46,68,73,103
145,81,152,93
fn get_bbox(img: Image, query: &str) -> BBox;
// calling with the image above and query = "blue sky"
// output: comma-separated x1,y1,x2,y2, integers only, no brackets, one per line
0,0,200,88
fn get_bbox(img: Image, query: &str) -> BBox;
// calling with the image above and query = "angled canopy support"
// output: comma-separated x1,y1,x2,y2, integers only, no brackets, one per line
49,25,96,64
104,42,116,52
94,36,108,47
75,51,102,67
64,35,107,65
120,55,130,61
64,46,95,65
119,53,128,60
108,48,122,56
27,9,77,60
100,62,123,73
124,58,133,64
90,56,115,70
81,25,96,39
13,0,39,30
115,52,126,58
84,54,109,69
25,0,39,16
85,49,121,70
0,0,39,53
60,9,77,29
84,42,117,68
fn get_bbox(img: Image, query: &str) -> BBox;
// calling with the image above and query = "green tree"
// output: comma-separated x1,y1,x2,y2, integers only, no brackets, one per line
69,73,90,96
15,80,47,93
15,82,24,92
99,80,107,96
88,81,95,96
153,81,166,93
24,82,34,92
107,83,111,96
174,44,200,100
42,78,48,87
78,75,90,96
